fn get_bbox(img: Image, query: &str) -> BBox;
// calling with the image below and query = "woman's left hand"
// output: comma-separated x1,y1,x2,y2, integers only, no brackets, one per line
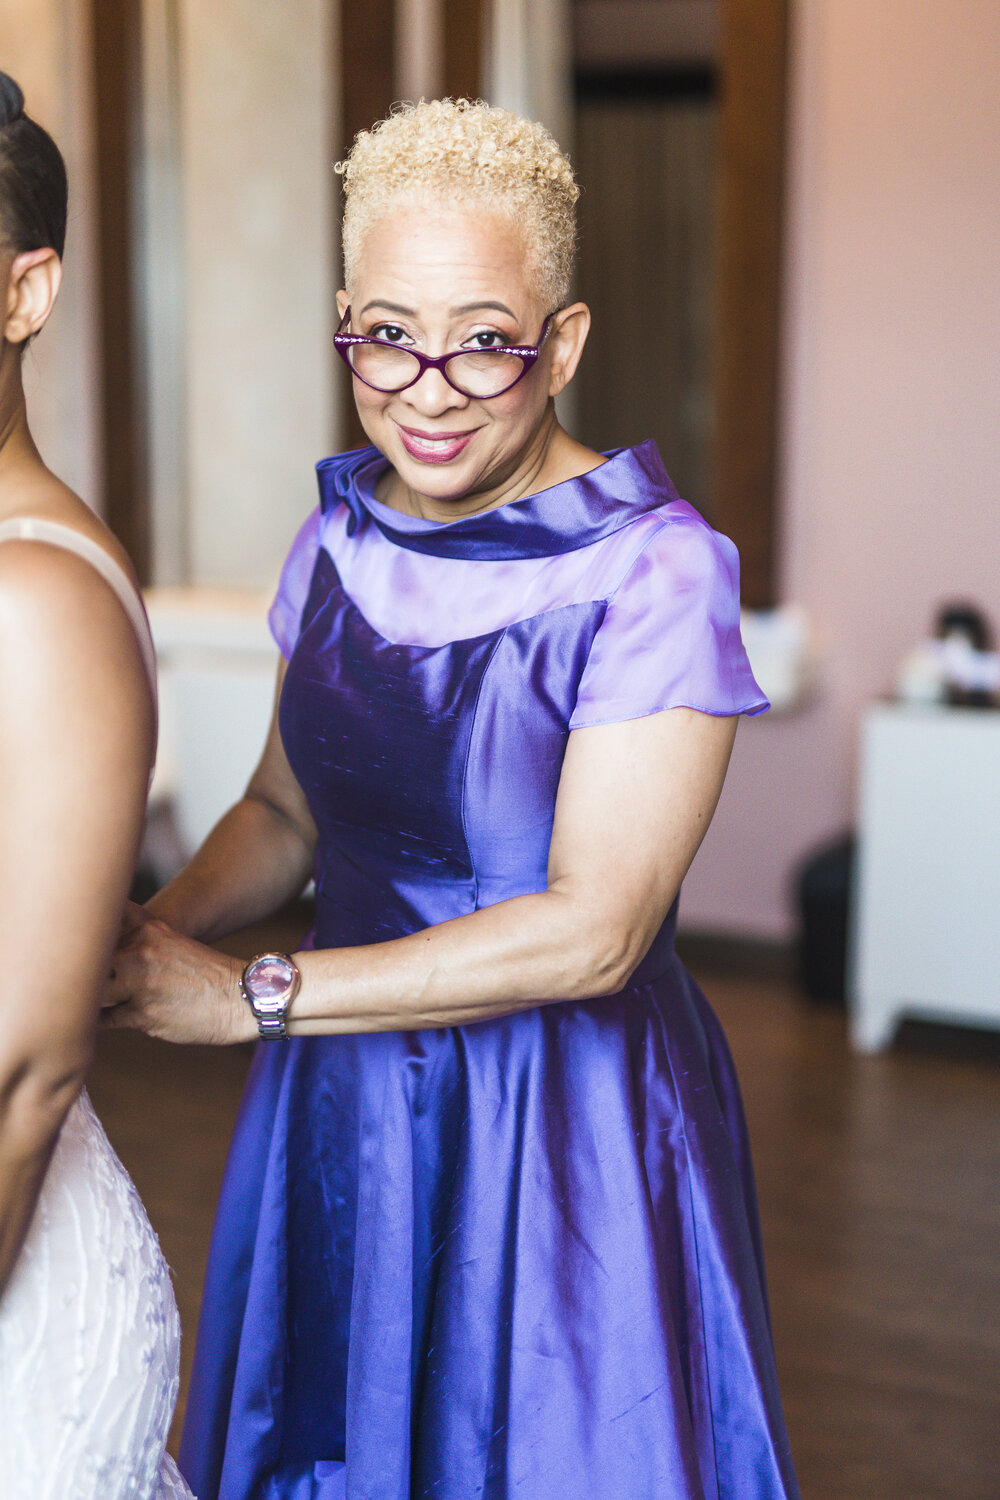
103,902,253,1045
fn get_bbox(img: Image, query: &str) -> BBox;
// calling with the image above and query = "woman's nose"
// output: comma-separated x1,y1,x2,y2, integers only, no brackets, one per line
398,366,470,416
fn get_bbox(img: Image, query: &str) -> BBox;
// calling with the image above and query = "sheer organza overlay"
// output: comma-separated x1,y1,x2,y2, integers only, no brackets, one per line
270,443,767,726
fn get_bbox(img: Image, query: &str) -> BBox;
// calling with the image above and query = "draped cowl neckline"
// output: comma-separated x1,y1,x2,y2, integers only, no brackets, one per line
314,440,681,561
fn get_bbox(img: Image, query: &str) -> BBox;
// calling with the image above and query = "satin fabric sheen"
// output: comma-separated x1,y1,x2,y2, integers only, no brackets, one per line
179,444,798,1499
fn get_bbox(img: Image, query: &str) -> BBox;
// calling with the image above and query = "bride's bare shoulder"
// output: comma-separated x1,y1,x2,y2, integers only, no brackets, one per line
0,477,148,711
0,546,155,798
0,458,139,587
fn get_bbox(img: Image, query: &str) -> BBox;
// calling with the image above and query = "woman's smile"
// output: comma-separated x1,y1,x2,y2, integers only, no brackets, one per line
394,421,479,464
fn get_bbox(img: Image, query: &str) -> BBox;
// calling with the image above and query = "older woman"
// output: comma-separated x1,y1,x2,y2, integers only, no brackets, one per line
111,100,799,1500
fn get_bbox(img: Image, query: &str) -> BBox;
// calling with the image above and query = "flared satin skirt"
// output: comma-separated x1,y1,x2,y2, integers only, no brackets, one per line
179,962,799,1500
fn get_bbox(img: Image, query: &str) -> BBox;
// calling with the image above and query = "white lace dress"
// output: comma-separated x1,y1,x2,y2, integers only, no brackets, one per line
0,1093,191,1498
0,519,192,1499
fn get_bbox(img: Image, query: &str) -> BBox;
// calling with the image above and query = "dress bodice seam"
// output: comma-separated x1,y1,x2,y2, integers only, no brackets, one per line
602,512,699,605
294,552,605,914
459,626,507,912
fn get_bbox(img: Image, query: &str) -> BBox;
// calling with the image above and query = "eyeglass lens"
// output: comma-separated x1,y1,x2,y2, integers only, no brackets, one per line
346,343,528,398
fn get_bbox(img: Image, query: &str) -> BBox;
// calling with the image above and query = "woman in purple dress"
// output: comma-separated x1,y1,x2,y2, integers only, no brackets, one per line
109,99,798,1499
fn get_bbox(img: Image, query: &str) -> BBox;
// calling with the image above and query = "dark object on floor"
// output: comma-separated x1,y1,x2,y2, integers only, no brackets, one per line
795,835,855,1005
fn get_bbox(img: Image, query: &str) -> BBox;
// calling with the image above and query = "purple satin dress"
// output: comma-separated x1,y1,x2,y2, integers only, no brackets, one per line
179,443,799,1500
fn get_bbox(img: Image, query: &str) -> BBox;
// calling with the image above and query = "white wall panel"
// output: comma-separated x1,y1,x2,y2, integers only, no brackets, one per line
0,0,100,509
176,0,338,588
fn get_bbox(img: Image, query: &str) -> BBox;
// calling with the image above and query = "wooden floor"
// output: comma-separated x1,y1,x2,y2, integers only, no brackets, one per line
87,964,1000,1499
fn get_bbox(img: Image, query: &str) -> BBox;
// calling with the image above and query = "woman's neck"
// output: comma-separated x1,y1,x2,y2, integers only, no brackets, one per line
0,377,54,524
382,408,604,524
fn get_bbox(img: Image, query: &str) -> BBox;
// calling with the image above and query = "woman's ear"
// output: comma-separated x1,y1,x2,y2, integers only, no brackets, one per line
4,248,62,345
335,289,350,323
547,302,591,398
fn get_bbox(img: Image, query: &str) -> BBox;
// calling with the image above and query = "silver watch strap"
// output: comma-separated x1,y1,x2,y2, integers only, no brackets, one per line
254,1012,289,1041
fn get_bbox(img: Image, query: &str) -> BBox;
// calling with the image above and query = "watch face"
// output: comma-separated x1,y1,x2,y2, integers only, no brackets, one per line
244,954,296,1014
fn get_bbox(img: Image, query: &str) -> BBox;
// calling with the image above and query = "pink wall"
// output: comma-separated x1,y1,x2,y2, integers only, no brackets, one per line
680,0,1000,939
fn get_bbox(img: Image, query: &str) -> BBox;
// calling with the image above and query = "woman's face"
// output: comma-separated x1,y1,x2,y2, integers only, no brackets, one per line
338,205,571,510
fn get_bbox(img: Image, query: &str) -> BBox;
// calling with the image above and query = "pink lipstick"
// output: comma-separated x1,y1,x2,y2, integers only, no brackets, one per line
396,424,475,465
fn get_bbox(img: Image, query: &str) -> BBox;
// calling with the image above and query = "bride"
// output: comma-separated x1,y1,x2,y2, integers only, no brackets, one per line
0,74,190,1498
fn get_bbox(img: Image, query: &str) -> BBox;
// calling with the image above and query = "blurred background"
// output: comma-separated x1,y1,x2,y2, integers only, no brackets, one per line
3,1,998,1494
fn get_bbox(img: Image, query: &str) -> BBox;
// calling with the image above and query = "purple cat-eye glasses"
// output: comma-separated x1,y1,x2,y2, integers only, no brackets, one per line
334,308,555,399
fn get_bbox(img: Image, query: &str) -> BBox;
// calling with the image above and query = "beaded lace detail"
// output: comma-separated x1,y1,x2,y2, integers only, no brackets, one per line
0,1091,191,1497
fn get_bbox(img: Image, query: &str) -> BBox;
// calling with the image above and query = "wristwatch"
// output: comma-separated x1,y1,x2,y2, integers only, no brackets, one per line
239,952,301,1040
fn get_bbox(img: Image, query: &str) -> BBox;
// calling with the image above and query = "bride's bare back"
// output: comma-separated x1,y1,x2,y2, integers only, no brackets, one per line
0,70,191,1498
0,418,155,1296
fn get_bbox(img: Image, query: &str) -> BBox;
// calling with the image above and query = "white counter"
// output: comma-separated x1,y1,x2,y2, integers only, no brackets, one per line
850,703,1000,1049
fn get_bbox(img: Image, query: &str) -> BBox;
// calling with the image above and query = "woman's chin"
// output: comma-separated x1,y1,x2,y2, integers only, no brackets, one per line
390,446,488,507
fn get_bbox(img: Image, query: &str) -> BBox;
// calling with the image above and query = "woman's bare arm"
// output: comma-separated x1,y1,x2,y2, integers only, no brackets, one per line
108,707,736,1043
0,542,153,1294
146,659,317,941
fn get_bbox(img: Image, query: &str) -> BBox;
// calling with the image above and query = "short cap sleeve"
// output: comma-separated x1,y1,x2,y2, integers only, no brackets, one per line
569,516,768,728
268,507,322,659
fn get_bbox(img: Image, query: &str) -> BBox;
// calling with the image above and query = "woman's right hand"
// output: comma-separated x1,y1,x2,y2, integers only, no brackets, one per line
104,905,254,1046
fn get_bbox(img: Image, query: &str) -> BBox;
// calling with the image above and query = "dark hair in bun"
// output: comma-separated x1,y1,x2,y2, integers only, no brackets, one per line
0,70,68,258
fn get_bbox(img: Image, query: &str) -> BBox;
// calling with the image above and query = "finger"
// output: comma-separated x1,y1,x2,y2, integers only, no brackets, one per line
100,1001,135,1030
104,958,126,1006
119,899,150,935
105,945,142,1007
101,977,125,1008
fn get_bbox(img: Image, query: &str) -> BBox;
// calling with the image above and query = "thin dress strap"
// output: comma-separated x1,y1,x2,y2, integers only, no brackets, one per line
0,516,158,703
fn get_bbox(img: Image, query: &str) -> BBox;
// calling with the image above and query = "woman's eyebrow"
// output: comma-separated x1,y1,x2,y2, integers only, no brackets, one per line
358,299,519,320
450,300,517,318
358,300,416,317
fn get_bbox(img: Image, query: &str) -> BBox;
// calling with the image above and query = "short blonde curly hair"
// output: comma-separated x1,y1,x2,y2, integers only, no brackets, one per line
336,98,579,309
